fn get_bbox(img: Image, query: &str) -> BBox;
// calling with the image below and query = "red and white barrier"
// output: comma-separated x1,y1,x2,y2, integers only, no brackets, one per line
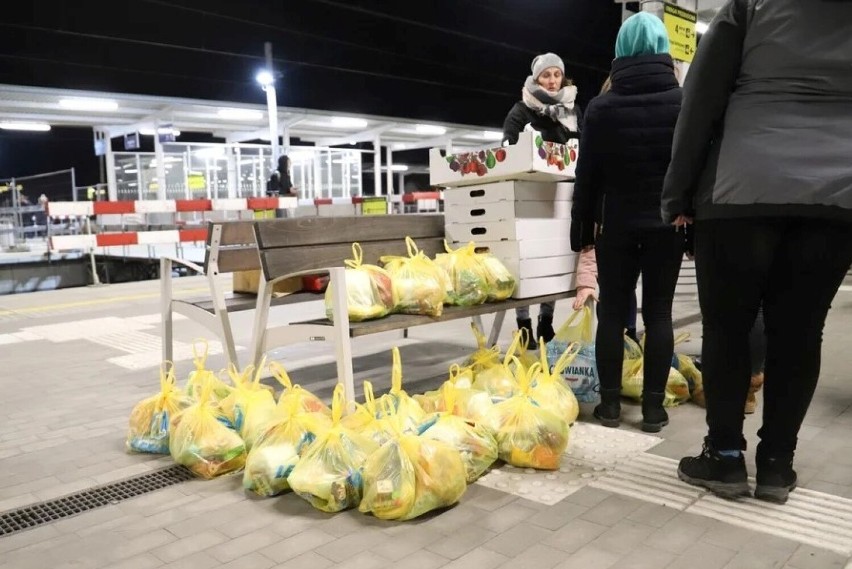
50,228,209,251
47,197,299,217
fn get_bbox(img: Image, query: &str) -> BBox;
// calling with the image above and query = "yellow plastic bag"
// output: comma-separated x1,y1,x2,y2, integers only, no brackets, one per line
439,364,494,424
184,339,233,402
126,363,192,454
553,305,594,344
434,241,489,307
377,347,426,432
419,382,498,482
287,384,379,513
463,323,502,373
483,359,569,470
341,380,381,433
622,334,691,407
477,252,516,301
326,243,396,322
271,362,331,416
513,329,538,370
530,340,581,425
243,397,332,497
218,361,276,450
169,376,246,479
360,383,405,447
380,236,446,317
360,419,467,520
472,333,524,402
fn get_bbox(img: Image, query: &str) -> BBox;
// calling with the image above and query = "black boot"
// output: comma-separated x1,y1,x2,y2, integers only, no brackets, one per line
593,388,621,428
755,448,797,504
641,391,669,433
517,319,536,349
625,327,639,345
537,314,555,344
678,438,750,499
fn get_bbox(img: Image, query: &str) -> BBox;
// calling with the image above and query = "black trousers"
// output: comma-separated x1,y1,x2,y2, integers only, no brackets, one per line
596,228,685,396
695,217,852,454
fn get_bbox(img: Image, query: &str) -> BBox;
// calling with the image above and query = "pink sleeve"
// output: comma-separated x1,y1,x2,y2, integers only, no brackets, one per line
575,249,598,289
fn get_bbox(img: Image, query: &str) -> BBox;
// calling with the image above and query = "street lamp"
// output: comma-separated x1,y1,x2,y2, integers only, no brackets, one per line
257,43,280,171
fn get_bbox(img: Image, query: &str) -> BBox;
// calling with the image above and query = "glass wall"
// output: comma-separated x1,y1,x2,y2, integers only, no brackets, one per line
111,143,365,200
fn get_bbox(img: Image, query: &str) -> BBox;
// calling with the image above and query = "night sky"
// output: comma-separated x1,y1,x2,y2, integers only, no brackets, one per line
1,0,624,194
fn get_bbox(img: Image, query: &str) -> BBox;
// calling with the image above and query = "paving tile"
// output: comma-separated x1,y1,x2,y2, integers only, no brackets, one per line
260,528,336,564
592,520,656,556
564,486,613,508
527,499,590,530
542,518,610,554
475,501,539,533
97,553,164,569
390,550,450,569
313,509,369,538
483,522,553,557
271,551,335,569
109,529,178,562
814,464,852,486
320,528,387,563
580,494,646,527
161,551,220,569
626,503,680,528
370,526,444,561
0,523,61,554
207,529,281,563
426,525,498,560
608,545,677,569
497,544,566,569
645,517,710,555
442,547,508,569
554,543,623,569
418,503,485,536
218,552,276,569
786,545,848,569
152,529,229,563
464,485,518,511
723,549,788,569
667,541,738,569
701,521,767,550
332,551,393,569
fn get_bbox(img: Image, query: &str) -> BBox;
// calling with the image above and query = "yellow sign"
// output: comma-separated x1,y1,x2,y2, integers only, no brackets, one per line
361,197,388,216
664,3,697,63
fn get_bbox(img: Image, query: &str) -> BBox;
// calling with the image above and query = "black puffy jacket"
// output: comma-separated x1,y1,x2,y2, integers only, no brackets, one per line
571,54,682,251
502,101,582,145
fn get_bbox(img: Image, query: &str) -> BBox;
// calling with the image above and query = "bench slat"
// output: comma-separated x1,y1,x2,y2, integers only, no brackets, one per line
177,291,325,313
216,221,256,246
293,292,574,337
216,248,262,274
260,237,445,281
254,215,444,249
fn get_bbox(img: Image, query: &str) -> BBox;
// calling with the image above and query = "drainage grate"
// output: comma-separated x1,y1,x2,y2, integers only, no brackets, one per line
0,465,195,538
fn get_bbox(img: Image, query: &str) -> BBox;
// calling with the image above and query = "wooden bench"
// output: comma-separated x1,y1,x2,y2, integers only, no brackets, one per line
247,215,574,400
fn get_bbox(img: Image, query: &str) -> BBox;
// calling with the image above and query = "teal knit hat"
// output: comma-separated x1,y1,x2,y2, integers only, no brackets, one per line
615,12,671,58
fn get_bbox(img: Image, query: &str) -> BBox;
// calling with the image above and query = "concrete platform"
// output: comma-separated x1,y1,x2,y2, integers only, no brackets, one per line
0,273,851,569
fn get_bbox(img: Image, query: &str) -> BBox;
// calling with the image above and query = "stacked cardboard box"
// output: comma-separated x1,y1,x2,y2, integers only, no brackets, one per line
429,132,578,299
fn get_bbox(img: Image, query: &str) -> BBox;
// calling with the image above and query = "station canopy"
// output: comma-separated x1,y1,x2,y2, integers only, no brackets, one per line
0,83,502,151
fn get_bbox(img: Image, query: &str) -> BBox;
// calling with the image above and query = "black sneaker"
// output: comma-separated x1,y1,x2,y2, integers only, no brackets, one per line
755,456,797,504
678,439,750,499
641,392,669,433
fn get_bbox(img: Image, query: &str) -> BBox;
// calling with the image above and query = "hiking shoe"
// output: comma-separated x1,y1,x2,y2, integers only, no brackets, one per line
755,455,797,504
641,392,669,433
678,439,750,499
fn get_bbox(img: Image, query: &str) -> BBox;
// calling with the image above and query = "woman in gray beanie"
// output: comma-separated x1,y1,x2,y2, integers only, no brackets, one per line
502,52,582,347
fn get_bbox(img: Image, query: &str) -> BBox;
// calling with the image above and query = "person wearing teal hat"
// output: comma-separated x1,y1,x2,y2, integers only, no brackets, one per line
571,12,683,434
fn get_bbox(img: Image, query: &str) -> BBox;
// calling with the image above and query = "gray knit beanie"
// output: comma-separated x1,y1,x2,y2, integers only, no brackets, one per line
531,53,565,79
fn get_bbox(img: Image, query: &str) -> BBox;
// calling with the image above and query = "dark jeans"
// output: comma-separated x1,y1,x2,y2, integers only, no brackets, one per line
596,228,685,395
695,217,852,454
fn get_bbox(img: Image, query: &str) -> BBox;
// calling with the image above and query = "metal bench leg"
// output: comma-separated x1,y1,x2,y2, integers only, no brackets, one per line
250,276,273,370
160,257,174,363
329,268,355,402
487,311,507,347
208,271,239,369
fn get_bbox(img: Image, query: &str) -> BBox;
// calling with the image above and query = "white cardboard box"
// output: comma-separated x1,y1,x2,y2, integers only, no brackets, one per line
444,199,571,224
430,132,579,188
446,218,569,243
471,238,573,261
443,181,574,207
501,255,578,280
514,273,575,299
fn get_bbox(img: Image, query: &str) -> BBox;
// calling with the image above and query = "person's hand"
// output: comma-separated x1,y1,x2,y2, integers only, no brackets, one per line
672,214,694,227
573,287,597,310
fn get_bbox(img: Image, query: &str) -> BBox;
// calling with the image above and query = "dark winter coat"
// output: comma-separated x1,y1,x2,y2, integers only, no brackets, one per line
502,101,582,145
570,54,682,251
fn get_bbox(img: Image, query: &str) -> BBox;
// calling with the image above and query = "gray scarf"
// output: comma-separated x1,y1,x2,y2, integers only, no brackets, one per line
522,76,579,133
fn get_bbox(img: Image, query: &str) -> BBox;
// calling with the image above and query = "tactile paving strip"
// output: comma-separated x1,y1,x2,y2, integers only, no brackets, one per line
475,423,662,505
0,465,194,538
